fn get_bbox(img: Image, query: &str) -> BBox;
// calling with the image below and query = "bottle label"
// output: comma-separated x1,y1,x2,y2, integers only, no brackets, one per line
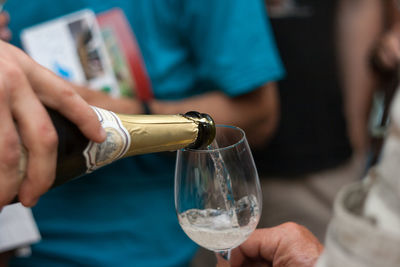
83,107,131,173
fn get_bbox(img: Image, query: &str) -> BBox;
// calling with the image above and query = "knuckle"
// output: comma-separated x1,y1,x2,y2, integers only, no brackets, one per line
3,64,24,84
2,147,21,168
38,125,58,151
59,86,76,100
0,65,23,98
0,134,21,167
282,222,303,233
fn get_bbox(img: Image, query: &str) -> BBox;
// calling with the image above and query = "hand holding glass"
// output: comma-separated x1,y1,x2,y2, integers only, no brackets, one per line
175,125,262,260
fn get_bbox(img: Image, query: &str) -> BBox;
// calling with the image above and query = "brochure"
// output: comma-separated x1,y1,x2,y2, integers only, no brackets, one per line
21,8,152,100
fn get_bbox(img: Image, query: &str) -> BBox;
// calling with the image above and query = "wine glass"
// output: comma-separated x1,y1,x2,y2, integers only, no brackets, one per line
174,125,262,261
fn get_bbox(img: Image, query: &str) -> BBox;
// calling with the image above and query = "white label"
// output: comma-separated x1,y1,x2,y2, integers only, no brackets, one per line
83,107,131,172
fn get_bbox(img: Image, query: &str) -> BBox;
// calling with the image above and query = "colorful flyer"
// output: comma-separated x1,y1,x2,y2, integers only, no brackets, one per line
21,8,153,100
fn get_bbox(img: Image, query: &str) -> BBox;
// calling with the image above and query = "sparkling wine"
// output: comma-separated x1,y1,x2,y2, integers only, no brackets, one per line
209,139,239,227
178,195,260,251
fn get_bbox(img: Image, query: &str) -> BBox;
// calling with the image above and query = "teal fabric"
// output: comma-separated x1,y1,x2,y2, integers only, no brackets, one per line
6,1,284,266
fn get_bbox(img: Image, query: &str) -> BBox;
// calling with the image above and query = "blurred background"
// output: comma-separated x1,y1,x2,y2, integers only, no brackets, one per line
192,0,400,265
1,0,400,266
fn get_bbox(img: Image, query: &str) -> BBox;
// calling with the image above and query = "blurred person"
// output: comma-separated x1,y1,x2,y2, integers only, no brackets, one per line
3,1,284,266
366,0,400,165
337,0,382,158
255,0,400,243
337,0,400,160
253,0,360,242
373,12,400,72
216,2,400,267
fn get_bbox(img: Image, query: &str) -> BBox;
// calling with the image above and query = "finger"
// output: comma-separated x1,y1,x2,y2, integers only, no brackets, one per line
245,229,277,258
230,248,272,267
230,254,271,267
229,248,246,267
229,229,277,267
21,58,106,143
5,44,105,143
0,80,22,207
9,72,58,207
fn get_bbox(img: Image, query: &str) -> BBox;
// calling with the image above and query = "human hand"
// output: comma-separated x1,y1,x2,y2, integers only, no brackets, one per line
372,31,400,72
0,11,11,41
0,40,106,208
217,223,323,267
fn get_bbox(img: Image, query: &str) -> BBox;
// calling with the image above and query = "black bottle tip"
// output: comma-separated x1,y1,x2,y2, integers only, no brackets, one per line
184,111,216,149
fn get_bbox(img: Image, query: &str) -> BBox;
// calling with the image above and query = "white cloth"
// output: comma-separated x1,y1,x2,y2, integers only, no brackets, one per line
317,90,400,267
0,203,41,253
316,179,400,267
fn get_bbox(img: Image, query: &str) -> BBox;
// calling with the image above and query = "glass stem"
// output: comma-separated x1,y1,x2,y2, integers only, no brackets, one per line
218,250,231,261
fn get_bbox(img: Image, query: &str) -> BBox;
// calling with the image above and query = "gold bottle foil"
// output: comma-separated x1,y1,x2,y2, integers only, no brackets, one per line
117,114,200,156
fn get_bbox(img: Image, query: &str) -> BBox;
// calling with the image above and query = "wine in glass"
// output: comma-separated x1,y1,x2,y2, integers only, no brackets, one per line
175,125,262,260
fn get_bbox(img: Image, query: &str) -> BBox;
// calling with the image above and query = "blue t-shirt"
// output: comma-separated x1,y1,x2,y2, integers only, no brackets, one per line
6,1,284,266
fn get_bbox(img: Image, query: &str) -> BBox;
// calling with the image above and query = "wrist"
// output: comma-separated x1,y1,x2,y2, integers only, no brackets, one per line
141,101,152,114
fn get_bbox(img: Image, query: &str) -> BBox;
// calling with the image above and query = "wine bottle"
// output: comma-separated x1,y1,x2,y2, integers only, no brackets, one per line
18,106,216,188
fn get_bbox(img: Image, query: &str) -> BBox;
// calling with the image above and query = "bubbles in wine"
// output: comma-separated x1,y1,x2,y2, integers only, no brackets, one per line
208,139,239,226
178,195,260,251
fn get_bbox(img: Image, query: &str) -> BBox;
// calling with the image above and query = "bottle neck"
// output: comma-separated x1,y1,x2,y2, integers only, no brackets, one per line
117,113,200,157
82,107,215,173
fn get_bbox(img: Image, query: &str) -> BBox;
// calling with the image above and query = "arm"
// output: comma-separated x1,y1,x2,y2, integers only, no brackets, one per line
337,0,400,157
75,82,280,146
336,0,385,156
151,83,280,146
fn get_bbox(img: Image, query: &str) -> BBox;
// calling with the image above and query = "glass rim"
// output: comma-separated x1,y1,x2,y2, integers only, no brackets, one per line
182,124,246,153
